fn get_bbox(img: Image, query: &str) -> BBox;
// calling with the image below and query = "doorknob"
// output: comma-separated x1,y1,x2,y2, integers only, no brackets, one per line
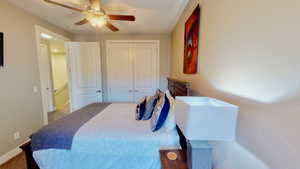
129,90,133,92
96,90,102,93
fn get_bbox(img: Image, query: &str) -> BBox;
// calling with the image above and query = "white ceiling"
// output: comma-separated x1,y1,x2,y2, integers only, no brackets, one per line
7,0,188,34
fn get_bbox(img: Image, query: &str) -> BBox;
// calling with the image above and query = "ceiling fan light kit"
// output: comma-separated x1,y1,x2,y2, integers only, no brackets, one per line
85,9,108,27
43,0,136,32
87,15,107,27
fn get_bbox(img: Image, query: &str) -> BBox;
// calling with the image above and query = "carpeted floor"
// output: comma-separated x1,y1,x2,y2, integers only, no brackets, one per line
0,152,27,169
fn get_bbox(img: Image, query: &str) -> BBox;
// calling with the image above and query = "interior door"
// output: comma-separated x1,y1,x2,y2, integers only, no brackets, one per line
39,44,55,112
106,42,134,102
68,42,102,111
133,43,159,102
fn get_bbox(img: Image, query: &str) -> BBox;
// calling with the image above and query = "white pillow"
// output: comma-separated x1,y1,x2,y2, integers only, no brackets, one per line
162,90,176,130
165,90,175,108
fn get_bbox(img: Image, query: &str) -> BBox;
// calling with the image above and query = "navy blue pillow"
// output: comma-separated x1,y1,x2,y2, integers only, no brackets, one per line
136,97,147,120
150,94,171,132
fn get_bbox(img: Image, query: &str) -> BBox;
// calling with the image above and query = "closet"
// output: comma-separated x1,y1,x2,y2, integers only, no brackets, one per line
106,41,159,102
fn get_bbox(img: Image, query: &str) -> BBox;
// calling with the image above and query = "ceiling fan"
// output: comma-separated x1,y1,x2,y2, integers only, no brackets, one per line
43,0,136,32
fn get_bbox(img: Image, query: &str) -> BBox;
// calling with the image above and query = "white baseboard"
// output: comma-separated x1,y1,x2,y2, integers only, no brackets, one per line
0,147,22,166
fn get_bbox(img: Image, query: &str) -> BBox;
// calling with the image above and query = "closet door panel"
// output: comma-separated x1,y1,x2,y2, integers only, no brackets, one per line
107,43,134,102
133,43,159,102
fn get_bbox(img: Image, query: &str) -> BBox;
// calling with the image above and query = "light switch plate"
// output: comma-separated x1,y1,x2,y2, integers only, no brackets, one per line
14,132,20,140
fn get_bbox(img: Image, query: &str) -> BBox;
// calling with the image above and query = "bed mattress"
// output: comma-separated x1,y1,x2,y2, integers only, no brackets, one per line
33,103,180,169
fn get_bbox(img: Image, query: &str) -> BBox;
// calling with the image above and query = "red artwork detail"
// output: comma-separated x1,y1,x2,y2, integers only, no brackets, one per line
184,6,200,74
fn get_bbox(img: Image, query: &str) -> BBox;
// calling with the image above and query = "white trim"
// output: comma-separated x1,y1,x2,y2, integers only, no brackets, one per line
34,25,71,125
0,148,22,166
0,148,22,165
0,139,31,166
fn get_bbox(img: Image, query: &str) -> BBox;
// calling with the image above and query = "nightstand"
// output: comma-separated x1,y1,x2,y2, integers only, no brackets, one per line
160,149,188,169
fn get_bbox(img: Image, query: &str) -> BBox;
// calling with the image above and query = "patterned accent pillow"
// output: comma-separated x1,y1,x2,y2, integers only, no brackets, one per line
137,89,163,120
136,97,147,120
141,95,160,120
150,94,171,132
155,88,164,96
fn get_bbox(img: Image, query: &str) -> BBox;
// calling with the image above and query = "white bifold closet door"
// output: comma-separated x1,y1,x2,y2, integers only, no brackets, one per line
106,43,133,102
106,41,159,102
133,43,159,101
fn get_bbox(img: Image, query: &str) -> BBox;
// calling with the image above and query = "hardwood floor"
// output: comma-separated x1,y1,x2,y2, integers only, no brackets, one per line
0,152,27,169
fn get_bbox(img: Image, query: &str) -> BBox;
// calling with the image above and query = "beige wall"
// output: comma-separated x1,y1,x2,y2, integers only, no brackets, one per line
171,0,300,169
0,0,71,157
73,34,171,101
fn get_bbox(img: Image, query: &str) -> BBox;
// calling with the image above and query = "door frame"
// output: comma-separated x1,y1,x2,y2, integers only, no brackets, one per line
105,40,160,102
34,25,71,125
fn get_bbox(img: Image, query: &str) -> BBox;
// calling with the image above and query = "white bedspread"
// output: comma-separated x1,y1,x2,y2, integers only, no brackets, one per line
33,103,180,169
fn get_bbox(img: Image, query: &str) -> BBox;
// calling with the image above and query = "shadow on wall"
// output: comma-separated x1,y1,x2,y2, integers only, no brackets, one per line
185,78,270,169
211,141,269,169
176,73,300,169
171,0,300,168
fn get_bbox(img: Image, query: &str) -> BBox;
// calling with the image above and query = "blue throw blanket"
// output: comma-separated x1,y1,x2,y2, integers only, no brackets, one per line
31,103,111,151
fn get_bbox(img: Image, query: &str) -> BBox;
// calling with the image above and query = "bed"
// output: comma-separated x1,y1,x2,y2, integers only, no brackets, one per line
20,78,190,169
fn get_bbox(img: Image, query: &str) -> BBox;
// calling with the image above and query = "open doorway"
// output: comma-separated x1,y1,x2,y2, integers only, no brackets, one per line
35,25,71,124
48,39,70,122
36,25,103,125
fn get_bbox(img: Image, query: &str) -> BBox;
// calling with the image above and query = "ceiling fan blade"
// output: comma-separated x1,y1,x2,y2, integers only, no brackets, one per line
105,22,119,32
89,0,100,10
108,15,136,21
44,0,84,12
75,19,89,25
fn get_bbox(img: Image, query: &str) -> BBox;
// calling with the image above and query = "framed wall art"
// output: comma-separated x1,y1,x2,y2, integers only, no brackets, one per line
183,5,200,74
